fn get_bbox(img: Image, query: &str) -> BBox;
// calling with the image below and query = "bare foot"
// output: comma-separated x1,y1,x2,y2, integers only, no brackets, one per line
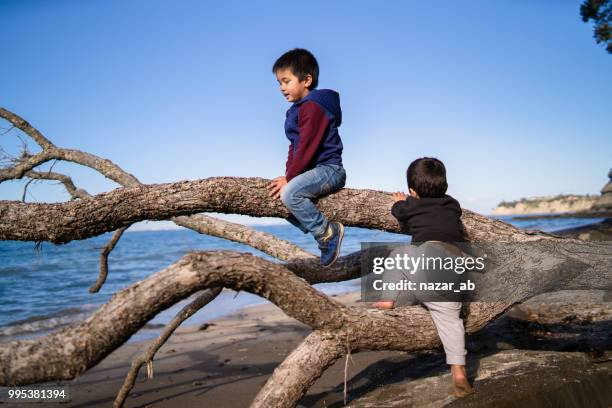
451,365,475,398
453,377,475,398
371,301,395,310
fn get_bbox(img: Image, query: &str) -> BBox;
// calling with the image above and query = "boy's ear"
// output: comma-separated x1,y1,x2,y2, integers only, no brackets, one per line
303,74,313,88
409,188,420,198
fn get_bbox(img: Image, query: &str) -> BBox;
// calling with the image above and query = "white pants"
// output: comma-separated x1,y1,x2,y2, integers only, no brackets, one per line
422,301,466,365
377,243,467,365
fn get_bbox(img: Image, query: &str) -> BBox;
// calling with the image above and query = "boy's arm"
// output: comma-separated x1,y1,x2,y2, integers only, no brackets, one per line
285,143,294,176
391,199,413,234
285,101,329,181
267,144,294,200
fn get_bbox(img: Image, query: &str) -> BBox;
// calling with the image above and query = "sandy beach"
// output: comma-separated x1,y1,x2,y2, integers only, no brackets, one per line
43,288,610,408
60,291,409,408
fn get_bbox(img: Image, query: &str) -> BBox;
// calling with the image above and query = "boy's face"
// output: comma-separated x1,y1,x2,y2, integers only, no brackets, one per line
275,68,312,102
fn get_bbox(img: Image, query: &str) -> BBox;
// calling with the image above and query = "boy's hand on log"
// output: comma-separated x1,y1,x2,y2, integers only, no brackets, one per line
392,192,407,202
267,176,288,199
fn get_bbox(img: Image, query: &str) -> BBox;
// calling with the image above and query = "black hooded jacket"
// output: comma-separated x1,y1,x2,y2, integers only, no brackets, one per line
391,195,464,242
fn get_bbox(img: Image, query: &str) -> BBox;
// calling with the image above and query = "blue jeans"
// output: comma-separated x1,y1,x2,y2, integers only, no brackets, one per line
280,164,346,238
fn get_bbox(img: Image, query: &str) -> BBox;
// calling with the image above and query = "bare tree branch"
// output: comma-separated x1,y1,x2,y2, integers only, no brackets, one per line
90,227,128,293
16,168,123,292
0,251,350,386
252,330,345,408
172,214,314,261
113,287,223,408
0,147,142,186
0,108,54,150
0,125,16,136
1,110,315,408
20,178,34,202
24,170,90,199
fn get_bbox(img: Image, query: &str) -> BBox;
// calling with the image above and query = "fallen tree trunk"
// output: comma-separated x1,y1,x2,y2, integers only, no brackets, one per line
1,108,611,407
0,177,542,244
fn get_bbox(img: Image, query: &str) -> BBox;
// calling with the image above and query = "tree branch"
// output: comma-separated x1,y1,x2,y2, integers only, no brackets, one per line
24,170,90,199
90,227,128,292
17,169,125,292
252,331,345,408
113,287,223,408
0,108,54,150
172,214,313,261
0,177,537,244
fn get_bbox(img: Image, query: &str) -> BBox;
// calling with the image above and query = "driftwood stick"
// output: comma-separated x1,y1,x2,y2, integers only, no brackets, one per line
113,287,222,408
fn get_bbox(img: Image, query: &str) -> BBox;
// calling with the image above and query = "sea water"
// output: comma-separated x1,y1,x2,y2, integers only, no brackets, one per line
0,216,602,342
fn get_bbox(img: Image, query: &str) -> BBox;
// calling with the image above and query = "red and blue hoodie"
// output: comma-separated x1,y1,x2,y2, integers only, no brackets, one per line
284,89,343,181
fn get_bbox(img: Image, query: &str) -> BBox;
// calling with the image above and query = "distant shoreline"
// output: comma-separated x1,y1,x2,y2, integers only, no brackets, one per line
492,194,599,216
511,211,612,220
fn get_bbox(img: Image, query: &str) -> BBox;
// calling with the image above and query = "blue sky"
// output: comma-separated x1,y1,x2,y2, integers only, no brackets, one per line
1,0,611,223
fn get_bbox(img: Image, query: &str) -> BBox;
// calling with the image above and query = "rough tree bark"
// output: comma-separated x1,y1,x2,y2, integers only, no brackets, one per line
1,108,610,408
0,177,539,244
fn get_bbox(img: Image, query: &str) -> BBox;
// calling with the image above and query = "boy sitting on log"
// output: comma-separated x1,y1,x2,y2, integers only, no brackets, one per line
267,48,346,266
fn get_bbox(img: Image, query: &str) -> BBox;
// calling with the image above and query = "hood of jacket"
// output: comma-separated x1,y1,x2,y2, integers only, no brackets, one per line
295,89,342,126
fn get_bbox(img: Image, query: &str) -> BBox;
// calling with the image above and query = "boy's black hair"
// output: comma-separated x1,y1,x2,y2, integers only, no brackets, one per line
272,48,319,90
406,157,448,198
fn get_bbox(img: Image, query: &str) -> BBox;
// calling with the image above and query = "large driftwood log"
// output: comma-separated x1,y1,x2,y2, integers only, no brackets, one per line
0,177,537,244
1,107,611,408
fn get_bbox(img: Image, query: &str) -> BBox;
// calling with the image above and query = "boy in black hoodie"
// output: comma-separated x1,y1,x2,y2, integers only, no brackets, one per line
373,157,475,398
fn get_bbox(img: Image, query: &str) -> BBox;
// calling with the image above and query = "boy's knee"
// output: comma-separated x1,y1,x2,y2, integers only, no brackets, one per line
281,179,311,206
280,185,297,207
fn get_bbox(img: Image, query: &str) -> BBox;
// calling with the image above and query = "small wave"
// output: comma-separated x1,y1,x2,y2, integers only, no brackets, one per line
0,304,99,338
0,265,29,276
